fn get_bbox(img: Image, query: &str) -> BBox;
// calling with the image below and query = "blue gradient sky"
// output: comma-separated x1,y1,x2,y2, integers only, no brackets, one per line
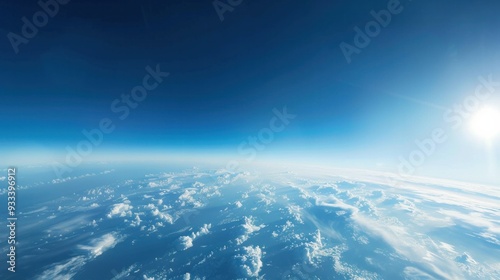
1,0,500,184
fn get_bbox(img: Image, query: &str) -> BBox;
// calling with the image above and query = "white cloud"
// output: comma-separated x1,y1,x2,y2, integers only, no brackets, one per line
131,214,142,227
107,202,133,218
198,223,211,235
455,252,477,264
179,235,194,250
21,206,48,215
178,224,212,250
439,242,457,254
110,264,137,280
50,171,110,184
438,209,500,235
78,233,123,257
148,177,172,188
151,208,174,224
37,256,86,280
402,266,436,280
235,246,264,277
177,189,204,208
281,220,294,232
46,214,90,234
257,192,275,206
236,216,265,245
287,204,304,223
305,230,324,265
38,233,124,280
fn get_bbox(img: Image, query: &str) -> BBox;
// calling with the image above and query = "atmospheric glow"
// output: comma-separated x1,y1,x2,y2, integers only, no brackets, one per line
469,107,500,140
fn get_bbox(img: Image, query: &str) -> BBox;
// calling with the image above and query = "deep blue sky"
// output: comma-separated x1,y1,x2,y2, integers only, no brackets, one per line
1,0,500,184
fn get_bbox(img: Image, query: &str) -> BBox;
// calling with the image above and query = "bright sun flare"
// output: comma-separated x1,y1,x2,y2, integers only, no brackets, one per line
469,106,500,139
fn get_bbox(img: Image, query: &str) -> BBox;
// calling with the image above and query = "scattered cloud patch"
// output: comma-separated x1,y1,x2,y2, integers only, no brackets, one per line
236,216,265,245
235,245,264,278
107,202,133,218
178,224,212,250
78,232,124,257
38,233,124,279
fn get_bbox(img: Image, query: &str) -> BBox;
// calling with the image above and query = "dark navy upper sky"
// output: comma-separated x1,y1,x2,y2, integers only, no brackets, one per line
1,0,500,183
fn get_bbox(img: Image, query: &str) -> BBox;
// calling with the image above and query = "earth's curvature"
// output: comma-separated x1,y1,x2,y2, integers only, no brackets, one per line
1,163,499,279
